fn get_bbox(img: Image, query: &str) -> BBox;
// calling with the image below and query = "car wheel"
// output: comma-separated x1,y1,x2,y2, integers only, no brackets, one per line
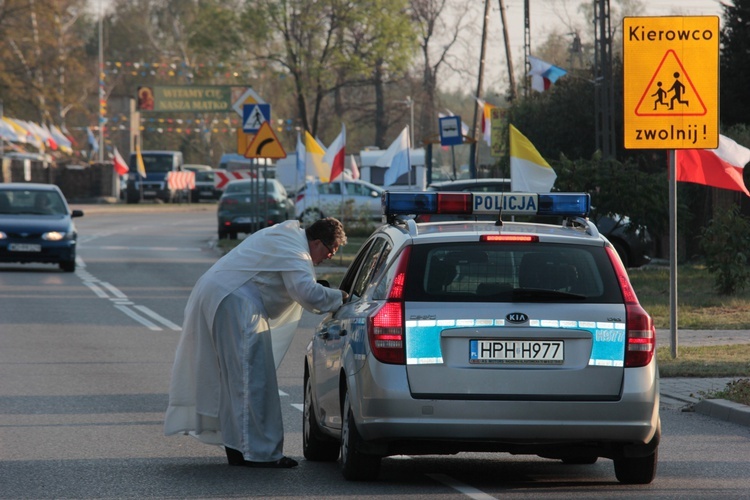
218,228,236,240
303,373,339,461
59,260,75,273
612,240,630,268
300,208,323,226
340,390,380,481
614,448,658,484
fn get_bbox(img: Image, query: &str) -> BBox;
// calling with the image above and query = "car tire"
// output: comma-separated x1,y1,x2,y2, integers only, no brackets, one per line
60,260,75,273
340,390,380,481
300,208,323,226
303,374,339,462
218,228,236,240
614,448,658,484
612,240,630,268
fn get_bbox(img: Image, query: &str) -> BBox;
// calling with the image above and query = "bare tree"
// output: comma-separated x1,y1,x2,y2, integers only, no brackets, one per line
410,0,468,144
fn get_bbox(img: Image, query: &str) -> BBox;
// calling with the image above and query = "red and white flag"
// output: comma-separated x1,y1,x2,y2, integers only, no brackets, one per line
113,147,129,175
323,123,346,182
676,134,750,196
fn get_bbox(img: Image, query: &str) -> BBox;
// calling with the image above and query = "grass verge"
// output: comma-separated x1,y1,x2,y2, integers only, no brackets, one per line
628,264,750,330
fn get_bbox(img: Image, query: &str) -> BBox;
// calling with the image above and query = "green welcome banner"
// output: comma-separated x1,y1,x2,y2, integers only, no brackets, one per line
137,85,235,112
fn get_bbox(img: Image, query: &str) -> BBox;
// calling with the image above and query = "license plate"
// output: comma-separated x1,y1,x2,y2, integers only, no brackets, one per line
144,190,156,196
9,243,42,252
469,339,564,364
234,217,258,224
200,190,212,195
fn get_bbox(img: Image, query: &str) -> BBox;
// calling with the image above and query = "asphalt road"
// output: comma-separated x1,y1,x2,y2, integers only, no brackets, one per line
1,204,749,499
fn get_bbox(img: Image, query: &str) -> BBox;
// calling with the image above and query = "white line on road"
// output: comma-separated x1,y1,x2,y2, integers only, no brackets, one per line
100,281,128,299
114,304,161,331
427,473,498,500
76,257,179,331
288,402,494,499
134,305,182,331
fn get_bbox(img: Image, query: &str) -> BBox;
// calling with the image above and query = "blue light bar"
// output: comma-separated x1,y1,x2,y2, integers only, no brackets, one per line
383,191,590,218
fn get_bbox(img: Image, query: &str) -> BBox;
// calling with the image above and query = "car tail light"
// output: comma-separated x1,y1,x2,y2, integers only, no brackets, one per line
606,246,655,367
296,192,305,203
367,247,411,364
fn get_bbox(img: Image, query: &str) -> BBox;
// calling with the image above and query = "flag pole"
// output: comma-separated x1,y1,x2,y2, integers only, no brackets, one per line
97,0,104,163
669,149,678,358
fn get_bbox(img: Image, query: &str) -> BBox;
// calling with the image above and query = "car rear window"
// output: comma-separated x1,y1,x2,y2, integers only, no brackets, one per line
404,242,622,303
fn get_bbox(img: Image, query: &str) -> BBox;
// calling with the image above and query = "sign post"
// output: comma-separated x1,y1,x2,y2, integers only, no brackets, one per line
623,16,719,358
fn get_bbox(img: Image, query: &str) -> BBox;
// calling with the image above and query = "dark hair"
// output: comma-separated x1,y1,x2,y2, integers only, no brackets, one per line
305,217,347,248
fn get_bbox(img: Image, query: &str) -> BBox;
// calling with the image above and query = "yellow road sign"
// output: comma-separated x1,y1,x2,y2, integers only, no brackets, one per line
244,122,287,159
237,128,254,155
623,16,719,149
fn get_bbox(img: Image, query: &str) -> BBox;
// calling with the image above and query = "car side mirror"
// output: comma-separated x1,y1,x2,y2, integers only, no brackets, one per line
71,210,84,218
317,279,330,288
371,191,379,197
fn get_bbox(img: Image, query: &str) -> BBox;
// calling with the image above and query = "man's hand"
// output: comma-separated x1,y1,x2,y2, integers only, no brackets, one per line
341,290,349,303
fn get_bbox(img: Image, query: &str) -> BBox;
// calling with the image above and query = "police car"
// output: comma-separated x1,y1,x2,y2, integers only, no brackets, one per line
303,191,660,484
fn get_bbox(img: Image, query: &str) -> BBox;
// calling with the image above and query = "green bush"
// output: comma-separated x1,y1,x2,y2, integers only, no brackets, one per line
700,207,750,295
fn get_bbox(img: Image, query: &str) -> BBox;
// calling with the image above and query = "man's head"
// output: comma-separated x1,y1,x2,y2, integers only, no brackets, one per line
305,217,347,264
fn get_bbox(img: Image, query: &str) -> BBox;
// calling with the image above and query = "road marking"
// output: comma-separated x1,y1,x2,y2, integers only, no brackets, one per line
134,305,182,330
427,474,498,499
289,401,494,497
76,258,180,332
114,304,161,330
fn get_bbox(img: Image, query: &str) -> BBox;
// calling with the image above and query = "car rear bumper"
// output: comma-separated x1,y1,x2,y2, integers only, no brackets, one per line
348,358,660,457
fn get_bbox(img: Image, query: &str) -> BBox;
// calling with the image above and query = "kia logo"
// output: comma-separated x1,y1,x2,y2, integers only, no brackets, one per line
506,312,528,323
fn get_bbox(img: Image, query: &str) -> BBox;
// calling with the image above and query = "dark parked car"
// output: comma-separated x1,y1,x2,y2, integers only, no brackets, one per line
217,178,293,239
425,178,651,268
0,183,84,272
189,169,221,202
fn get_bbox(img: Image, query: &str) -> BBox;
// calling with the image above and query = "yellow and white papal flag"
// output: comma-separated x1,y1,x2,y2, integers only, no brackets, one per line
510,124,557,192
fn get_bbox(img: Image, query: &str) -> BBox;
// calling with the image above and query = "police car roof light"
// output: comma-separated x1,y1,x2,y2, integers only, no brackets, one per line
383,191,590,218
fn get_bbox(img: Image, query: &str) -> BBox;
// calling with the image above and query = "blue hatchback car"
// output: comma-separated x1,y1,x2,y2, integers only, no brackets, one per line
0,183,84,272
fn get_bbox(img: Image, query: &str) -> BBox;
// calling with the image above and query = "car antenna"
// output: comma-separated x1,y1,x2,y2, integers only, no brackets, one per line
495,194,503,227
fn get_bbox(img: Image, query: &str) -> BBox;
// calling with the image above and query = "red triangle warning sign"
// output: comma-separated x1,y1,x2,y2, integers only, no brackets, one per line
635,49,707,117
244,122,287,159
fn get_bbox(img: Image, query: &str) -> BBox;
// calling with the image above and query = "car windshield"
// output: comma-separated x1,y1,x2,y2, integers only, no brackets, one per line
225,180,278,195
402,242,622,303
0,189,67,215
133,155,173,173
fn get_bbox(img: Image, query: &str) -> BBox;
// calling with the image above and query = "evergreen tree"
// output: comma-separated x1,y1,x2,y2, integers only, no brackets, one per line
720,0,750,127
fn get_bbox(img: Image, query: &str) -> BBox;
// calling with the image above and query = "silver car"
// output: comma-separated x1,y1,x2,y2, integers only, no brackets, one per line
294,179,383,224
304,190,660,483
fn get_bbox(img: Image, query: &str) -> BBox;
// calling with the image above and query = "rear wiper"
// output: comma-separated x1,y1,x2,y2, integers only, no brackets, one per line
511,288,586,301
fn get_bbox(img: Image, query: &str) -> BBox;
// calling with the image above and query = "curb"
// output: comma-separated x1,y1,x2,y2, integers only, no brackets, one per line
693,399,750,428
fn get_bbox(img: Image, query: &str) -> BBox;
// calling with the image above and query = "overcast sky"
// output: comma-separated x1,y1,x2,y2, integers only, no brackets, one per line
471,0,725,94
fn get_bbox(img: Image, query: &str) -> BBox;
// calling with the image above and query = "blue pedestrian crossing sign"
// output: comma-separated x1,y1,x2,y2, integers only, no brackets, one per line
242,104,271,133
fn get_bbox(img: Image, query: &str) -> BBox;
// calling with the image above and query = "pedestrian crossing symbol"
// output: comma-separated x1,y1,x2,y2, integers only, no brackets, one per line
634,50,706,117
623,16,718,149
242,104,271,134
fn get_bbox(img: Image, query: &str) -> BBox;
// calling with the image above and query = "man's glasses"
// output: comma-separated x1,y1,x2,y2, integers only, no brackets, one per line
322,241,336,257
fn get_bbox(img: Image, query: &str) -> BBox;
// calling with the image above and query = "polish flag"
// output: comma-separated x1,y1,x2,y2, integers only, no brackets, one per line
323,124,346,182
676,134,750,196
113,147,129,175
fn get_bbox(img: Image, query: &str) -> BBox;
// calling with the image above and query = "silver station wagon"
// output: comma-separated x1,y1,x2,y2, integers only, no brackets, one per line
303,191,660,484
